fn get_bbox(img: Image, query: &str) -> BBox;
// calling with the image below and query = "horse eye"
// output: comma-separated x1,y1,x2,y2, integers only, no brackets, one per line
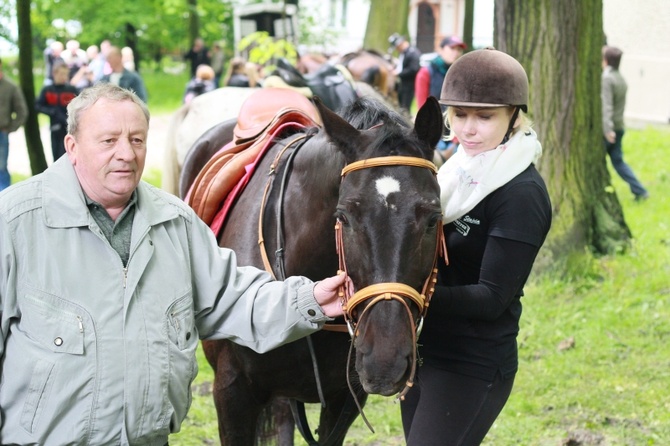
336,212,349,226
427,213,441,229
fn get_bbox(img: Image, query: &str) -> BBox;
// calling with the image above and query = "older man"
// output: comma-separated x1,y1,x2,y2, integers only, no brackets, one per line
0,83,344,444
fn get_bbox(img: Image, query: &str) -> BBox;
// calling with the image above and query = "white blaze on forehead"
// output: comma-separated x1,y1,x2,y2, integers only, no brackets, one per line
375,176,401,199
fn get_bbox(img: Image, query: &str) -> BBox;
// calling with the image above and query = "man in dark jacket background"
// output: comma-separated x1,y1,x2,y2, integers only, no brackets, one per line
389,33,422,114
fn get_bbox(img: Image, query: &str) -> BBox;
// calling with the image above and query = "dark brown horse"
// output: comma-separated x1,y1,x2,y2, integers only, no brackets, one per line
181,93,444,445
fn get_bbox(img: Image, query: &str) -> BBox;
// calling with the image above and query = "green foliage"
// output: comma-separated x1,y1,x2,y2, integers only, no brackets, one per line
27,0,233,67
169,125,670,445
238,31,297,68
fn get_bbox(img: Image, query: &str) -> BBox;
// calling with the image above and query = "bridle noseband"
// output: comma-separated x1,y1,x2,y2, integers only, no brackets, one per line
336,155,448,401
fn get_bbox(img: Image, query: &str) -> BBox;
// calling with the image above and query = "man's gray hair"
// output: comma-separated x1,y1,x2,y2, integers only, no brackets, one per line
67,83,150,136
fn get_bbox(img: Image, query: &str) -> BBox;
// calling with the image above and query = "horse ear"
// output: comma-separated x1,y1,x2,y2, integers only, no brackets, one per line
313,96,361,162
414,97,443,152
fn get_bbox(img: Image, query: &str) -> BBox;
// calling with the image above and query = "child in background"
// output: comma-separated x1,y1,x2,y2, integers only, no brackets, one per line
183,64,217,104
35,63,79,161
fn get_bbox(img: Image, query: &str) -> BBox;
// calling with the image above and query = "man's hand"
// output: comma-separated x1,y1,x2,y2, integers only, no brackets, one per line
313,272,351,317
605,131,616,144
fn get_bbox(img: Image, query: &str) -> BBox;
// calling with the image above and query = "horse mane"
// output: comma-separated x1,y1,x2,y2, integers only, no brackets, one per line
338,95,408,130
288,95,425,186
338,96,425,158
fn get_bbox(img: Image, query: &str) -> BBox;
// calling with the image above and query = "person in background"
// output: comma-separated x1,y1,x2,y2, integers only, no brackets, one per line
183,64,217,103
388,33,422,114
415,35,467,162
415,36,467,108
43,40,64,86
86,44,106,83
0,83,346,445
69,45,99,92
210,41,225,87
61,39,88,82
224,57,253,87
184,37,211,78
0,57,28,191
601,45,649,201
400,48,552,445
35,63,80,161
99,39,113,78
121,46,136,72
99,46,148,102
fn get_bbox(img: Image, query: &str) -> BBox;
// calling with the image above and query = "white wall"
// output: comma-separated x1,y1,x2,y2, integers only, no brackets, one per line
603,0,670,123
298,0,370,55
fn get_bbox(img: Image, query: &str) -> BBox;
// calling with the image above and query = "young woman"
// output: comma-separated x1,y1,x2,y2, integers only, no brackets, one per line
401,48,553,445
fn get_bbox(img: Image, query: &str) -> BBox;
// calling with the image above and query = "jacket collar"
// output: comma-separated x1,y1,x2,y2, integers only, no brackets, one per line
43,156,179,228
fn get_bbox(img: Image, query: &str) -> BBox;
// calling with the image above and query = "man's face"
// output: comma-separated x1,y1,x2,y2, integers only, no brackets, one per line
439,45,463,64
65,98,148,213
107,51,123,72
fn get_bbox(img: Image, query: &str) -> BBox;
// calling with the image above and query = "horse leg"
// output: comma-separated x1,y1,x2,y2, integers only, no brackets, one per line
316,389,369,446
211,373,263,446
271,398,295,446
206,342,264,446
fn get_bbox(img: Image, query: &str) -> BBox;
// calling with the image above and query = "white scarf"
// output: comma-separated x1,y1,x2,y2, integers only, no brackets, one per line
437,129,543,224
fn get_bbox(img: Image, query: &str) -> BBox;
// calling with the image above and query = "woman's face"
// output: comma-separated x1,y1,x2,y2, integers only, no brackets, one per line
450,106,517,155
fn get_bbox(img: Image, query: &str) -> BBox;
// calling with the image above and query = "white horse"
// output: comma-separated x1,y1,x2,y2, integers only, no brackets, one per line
161,81,418,196
161,87,257,195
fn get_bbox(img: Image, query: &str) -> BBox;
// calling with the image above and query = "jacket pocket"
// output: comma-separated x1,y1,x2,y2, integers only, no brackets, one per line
18,294,86,433
163,291,198,433
167,292,197,351
21,293,85,355
20,359,55,433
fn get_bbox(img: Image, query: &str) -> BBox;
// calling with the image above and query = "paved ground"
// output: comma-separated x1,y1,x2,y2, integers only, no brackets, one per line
8,112,172,178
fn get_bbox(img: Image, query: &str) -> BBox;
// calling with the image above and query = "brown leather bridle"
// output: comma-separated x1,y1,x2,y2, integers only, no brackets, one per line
336,155,448,401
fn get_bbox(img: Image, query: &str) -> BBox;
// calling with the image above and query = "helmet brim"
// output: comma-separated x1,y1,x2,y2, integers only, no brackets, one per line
438,99,527,113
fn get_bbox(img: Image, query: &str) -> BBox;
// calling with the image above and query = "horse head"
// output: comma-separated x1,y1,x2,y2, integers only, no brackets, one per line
314,96,444,396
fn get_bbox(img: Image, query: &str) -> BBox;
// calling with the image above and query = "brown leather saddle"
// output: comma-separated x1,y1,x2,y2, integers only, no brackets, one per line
187,88,322,232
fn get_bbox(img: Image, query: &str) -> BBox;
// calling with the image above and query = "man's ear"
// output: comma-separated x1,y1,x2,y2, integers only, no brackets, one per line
64,134,77,162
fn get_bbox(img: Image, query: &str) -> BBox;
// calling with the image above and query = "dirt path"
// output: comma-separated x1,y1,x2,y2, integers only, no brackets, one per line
8,112,172,177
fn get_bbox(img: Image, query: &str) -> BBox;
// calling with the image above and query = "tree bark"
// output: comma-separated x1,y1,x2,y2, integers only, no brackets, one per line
17,0,47,174
363,0,411,53
463,0,475,49
494,0,630,261
188,0,199,45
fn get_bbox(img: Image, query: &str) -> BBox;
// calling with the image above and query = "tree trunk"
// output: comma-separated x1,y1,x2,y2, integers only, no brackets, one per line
125,23,139,72
17,0,47,175
463,0,475,50
363,0,410,53
494,0,630,260
187,0,199,45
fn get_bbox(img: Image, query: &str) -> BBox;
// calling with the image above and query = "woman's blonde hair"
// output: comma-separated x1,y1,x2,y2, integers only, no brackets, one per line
443,106,532,141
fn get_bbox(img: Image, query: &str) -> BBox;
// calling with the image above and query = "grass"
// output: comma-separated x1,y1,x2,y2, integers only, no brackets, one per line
168,124,670,445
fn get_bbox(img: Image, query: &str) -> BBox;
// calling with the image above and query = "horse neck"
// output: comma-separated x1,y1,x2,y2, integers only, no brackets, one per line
269,133,343,278
291,133,345,200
